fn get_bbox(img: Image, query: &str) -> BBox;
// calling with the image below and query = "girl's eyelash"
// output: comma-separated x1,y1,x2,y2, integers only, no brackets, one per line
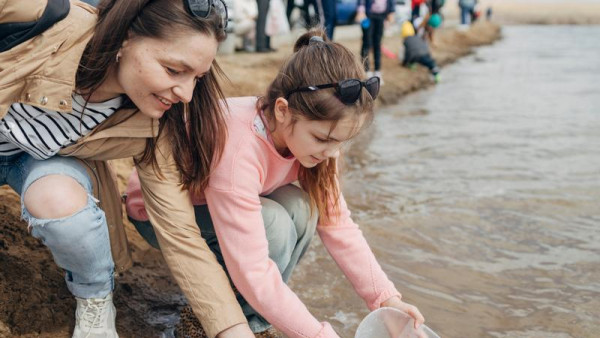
315,136,328,143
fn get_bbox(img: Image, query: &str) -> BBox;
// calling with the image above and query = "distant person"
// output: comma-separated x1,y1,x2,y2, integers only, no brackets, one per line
287,0,320,28
256,0,275,52
471,0,481,22
486,6,493,20
356,0,396,84
428,0,445,14
234,0,259,52
458,0,476,25
318,0,337,39
400,21,440,83
411,0,426,23
413,10,442,44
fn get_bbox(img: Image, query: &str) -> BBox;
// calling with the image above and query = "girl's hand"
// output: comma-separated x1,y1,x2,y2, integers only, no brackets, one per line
381,296,425,329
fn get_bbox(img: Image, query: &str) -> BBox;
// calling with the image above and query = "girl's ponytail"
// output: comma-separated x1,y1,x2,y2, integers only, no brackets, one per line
293,29,328,53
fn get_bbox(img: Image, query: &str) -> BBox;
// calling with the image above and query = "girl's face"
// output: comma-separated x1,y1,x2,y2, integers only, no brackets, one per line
272,99,366,168
109,31,218,119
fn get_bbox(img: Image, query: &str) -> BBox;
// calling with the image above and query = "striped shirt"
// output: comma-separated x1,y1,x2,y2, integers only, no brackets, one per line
0,94,122,160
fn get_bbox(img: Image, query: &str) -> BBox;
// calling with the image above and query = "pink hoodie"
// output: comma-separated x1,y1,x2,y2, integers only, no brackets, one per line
126,97,401,337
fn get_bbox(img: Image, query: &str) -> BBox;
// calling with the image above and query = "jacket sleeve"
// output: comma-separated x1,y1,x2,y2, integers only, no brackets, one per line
318,193,401,310
204,144,339,338
135,136,247,338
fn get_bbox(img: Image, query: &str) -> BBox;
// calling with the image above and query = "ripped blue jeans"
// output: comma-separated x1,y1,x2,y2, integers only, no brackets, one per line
0,153,114,299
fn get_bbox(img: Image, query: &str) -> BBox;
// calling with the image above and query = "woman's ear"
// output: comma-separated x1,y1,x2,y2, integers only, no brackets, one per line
273,97,290,124
119,32,132,53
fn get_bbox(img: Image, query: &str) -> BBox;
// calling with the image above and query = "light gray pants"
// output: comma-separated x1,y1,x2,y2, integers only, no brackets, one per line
129,184,318,332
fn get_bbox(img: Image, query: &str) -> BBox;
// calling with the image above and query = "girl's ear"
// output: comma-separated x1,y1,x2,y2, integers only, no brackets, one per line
273,97,290,124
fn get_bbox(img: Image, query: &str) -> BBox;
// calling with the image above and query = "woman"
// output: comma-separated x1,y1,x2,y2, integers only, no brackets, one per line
127,30,425,337
0,0,253,337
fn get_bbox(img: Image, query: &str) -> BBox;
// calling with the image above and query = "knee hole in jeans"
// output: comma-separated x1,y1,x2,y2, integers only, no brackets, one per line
24,175,89,219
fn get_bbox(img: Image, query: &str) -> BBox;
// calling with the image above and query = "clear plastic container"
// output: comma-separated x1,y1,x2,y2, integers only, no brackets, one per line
355,307,441,338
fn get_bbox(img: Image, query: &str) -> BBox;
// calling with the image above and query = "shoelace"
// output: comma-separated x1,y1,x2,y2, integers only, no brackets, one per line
78,300,107,338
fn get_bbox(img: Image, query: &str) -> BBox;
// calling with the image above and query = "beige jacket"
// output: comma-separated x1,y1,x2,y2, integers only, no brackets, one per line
0,1,245,336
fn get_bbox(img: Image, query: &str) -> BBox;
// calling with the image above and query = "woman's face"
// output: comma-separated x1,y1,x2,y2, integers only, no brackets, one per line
114,31,218,119
273,101,366,168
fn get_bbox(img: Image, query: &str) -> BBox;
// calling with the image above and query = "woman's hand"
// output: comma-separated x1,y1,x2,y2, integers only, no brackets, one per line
381,296,425,329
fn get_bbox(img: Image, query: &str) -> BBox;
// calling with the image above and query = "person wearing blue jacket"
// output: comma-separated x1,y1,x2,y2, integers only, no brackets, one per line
356,0,395,85
459,0,477,25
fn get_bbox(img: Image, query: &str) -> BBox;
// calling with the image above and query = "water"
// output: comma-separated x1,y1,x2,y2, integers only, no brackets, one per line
291,26,600,337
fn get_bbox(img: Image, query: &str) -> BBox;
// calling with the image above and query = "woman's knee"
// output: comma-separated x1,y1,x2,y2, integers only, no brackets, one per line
23,175,89,219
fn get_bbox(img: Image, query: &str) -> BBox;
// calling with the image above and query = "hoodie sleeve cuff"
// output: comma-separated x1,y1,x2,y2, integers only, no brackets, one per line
369,287,402,311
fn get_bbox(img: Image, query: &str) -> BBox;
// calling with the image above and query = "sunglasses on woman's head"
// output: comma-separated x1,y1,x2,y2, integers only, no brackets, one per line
285,77,380,105
184,0,229,29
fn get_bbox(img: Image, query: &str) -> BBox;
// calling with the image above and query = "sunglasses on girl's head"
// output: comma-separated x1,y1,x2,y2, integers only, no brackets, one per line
184,0,229,29
285,77,380,105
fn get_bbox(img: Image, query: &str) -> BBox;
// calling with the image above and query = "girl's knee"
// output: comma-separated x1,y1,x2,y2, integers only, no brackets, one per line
24,175,89,219
261,199,297,254
268,185,317,238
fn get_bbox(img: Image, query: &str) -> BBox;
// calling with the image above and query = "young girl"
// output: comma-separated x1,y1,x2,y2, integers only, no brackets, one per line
0,0,253,337
127,30,425,337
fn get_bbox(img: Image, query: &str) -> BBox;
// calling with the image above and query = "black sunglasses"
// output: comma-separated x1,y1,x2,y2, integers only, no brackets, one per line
285,77,380,105
184,0,229,29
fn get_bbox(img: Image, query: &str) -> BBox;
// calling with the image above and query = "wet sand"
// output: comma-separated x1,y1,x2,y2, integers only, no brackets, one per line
0,5,590,335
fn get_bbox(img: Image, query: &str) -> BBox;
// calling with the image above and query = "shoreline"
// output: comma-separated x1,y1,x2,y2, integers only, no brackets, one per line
217,21,502,105
0,22,503,337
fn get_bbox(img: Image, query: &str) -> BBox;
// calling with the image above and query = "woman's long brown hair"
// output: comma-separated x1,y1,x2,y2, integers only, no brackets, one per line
76,0,228,196
259,29,375,224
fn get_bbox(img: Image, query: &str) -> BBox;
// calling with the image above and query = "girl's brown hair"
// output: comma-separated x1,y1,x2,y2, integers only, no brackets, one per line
76,0,228,195
259,29,375,224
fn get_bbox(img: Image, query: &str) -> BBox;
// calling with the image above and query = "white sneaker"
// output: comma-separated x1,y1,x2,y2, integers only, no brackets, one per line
374,71,384,86
73,293,119,338
366,71,374,78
